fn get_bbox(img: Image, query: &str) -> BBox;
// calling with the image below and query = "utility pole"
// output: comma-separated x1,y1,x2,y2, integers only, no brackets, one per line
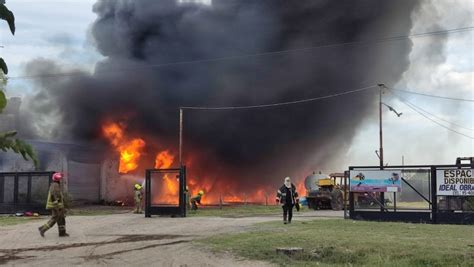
179,108,183,167
377,83,385,212
378,83,384,168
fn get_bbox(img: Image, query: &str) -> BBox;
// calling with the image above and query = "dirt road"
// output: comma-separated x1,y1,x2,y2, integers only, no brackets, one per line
0,210,342,266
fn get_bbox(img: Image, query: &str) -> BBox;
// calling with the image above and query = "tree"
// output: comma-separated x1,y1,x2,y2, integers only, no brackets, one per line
0,1,38,167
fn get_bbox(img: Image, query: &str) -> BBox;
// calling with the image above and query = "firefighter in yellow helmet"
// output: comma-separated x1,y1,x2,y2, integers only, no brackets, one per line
133,183,143,214
38,172,68,237
190,190,204,211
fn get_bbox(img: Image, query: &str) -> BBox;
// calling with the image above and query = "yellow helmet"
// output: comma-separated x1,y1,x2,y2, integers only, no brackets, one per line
198,190,204,196
134,184,142,190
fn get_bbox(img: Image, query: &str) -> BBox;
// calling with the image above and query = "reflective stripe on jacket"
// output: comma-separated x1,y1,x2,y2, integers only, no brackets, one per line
46,182,64,210
276,184,299,205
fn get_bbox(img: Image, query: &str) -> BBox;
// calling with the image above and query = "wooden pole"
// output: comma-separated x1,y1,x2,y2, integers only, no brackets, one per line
378,84,385,212
179,108,183,167
378,84,384,168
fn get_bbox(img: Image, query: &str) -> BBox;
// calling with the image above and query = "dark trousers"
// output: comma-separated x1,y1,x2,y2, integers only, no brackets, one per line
40,208,66,235
282,204,294,222
191,200,198,210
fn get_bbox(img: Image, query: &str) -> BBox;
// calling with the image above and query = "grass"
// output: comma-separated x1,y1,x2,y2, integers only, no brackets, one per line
187,204,299,217
0,216,42,226
201,219,474,267
0,206,131,227
66,206,132,216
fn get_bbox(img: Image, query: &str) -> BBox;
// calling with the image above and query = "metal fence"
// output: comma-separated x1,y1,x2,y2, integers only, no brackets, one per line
348,163,473,225
145,166,186,217
0,172,54,214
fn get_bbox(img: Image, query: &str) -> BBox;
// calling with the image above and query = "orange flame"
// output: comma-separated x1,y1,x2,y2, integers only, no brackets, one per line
154,150,174,169
102,122,146,173
152,150,179,204
102,121,307,205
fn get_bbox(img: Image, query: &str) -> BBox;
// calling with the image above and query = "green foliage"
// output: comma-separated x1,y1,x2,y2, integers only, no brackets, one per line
0,131,38,167
0,90,6,111
0,58,7,75
0,2,39,168
0,2,15,35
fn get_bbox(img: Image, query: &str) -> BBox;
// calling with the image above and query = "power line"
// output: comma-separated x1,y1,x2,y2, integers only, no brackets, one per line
7,26,474,81
387,91,474,131
180,85,376,110
388,88,474,102
398,97,473,131
390,91,474,139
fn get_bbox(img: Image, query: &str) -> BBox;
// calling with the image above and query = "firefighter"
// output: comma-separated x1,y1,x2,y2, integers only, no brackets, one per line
133,183,143,214
276,177,299,224
190,190,204,211
38,172,68,237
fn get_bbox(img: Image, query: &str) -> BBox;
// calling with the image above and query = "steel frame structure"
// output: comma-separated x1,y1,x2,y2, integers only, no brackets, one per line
0,172,54,214
145,166,186,217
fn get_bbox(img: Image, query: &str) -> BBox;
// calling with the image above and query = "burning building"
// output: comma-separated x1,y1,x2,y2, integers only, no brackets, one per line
11,0,431,204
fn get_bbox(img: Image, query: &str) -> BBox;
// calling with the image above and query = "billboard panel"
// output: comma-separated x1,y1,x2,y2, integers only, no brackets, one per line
437,169,474,196
350,170,402,192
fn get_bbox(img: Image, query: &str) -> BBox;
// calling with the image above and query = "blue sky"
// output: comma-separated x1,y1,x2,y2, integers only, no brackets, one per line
0,0,472,169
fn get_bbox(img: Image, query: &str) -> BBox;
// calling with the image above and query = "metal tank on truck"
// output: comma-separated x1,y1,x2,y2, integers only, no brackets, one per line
305,171,344,210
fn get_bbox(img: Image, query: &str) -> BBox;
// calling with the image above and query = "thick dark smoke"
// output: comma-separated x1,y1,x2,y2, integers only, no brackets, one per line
23,0,422,190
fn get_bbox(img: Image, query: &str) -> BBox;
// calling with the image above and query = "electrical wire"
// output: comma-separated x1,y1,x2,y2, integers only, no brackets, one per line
7,26,474,81
389,91,474,139
388,88,474,102
180,85,376,110
397,97,473,131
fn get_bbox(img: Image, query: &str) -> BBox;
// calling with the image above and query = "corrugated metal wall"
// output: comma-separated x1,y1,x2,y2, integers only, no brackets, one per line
67,161,101,202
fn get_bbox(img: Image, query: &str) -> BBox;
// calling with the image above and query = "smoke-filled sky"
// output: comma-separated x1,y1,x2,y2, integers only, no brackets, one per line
0,0,473,184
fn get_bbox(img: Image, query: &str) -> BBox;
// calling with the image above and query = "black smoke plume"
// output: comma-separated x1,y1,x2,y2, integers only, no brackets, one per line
23,0,422,193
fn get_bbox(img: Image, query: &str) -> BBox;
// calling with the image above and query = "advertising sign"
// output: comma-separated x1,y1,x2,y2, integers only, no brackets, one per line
350,170,402,192
437,169,474,196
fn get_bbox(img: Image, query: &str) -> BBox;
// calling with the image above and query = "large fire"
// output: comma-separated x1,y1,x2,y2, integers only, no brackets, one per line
102,122,146,173
154,151,179,205
102,121,307,205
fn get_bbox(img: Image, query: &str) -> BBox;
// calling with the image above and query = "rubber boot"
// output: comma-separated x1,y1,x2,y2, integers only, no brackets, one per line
59,230,69,237
38,226,45,237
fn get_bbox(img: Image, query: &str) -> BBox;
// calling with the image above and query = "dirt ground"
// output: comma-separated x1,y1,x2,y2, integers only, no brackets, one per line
0,210,343,266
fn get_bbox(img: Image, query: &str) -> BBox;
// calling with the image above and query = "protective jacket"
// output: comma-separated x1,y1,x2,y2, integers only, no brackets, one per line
276,184,299,205
46,182,64,210
134,189,142,201
190,195,202,204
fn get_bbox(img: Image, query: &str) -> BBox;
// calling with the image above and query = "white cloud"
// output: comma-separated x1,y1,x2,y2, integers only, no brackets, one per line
345,0,473,168
0,0,100,96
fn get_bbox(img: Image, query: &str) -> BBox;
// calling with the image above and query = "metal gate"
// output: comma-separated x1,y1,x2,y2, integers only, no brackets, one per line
145,166,186,217
348,160,473,224
0,172,54,214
